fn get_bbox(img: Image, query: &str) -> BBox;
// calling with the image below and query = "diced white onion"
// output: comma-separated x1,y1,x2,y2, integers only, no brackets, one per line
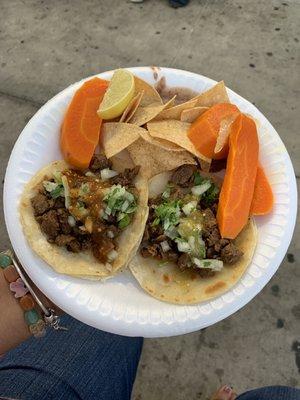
85,171,95,177
182,201,197,216
43,181,58,192
100,168,118,181
53,171,62,183
121,200,130,212
163,220,169,231
67,215,76,227
105,206,112,216
160,241,171,252
165,227,178,240
193,258,223,271
107,230,115,239
191,182,211,196
198,237,205,247
107,249,118,262
117,212,125,222
188,236,195,250
124,191,135,203
177,240,191,253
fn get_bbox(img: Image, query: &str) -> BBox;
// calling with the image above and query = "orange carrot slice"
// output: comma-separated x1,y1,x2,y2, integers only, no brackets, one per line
217,114,259,239
61,131,96,170
251,164,273,215
188,103,240,160
61,77,108,169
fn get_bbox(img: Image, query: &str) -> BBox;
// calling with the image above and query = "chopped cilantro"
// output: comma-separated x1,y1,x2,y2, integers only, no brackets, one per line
103,184,137,223
194,171,206,185
203,261,211,267
43,181,64,199
152,217,160,226
118,214,131,229
162,184,173,199
50,185,64,199
153,200,182,231
201,183,219,207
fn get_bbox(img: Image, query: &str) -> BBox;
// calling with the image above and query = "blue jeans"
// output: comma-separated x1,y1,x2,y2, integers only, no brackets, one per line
0,315,143,399
237,387,300,399
0,315,299,399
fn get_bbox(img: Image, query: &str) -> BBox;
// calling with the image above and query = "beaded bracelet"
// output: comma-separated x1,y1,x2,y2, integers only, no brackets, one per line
1,251,46,337
0,250,66,338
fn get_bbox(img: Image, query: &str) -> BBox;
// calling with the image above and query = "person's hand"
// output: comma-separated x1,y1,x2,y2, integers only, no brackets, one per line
211,385,237,400
0,269,61,355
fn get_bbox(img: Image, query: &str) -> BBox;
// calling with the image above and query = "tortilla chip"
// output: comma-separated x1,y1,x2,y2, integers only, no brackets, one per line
199,159,212,172
102,123,147,159
194,81,230,107
119,91,144,123
110,149,135,171
127,135,196,179
155,97,198,121
155,81,229,122
139,130,186,152
128,96,176,127
163,95,177,109
147,120,210,162
180,106,209,123
133,76,162,106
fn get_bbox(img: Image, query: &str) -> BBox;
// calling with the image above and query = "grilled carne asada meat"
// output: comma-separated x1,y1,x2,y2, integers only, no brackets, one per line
31,153,139,264
141,165,243,276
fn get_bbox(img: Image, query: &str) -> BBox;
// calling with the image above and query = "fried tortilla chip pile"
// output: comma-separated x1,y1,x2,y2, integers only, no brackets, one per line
101,77,230,178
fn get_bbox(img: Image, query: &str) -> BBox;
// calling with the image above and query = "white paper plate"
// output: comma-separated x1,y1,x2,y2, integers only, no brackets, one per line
4,67,297,338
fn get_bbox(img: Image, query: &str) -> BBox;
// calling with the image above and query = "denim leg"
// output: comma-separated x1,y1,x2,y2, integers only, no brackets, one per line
237,386,300,400
0,314,143,400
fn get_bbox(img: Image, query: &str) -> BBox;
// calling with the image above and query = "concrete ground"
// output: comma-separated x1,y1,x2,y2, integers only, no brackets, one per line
0,0,299,398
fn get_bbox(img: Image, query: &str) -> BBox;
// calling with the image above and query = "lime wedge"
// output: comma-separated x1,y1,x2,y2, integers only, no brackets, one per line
97,69,135,120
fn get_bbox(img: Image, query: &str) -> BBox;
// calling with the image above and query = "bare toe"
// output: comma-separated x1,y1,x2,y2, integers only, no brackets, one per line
211,385,237,400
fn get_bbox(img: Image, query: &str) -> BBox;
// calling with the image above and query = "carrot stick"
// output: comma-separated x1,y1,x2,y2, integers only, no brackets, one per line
217,114,259,239
188,103,240,160
61,77,108,169
251,164,273,215
61,130,96,170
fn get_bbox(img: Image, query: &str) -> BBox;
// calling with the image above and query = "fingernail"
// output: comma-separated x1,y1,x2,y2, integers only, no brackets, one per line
223,385,232,394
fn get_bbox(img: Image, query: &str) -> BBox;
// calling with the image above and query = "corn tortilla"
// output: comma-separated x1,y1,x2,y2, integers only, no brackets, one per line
129,171,257,304
19,160,149,279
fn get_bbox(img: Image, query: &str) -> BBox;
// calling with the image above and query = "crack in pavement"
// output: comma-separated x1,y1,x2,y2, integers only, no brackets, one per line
0,90,42,108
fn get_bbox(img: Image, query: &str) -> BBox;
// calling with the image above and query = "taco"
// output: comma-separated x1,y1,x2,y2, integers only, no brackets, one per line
19,154,148,279
129,165,257,304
